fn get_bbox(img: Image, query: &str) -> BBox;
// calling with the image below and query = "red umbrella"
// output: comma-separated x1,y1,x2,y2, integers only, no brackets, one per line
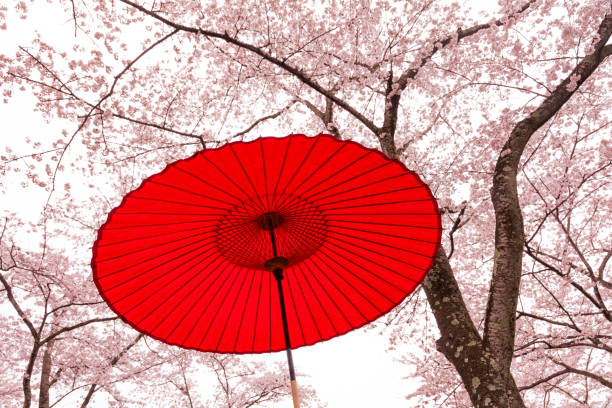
92,134,441,406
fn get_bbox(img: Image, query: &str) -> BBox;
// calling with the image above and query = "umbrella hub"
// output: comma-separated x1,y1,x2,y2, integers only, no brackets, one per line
215,194,328,270
264,256,289,273
256,212,284,230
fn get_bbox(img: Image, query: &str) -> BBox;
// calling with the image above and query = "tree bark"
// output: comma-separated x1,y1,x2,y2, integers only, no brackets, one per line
423,248,525,407
379,10,612,407
38,341,53,408
483,9,612,405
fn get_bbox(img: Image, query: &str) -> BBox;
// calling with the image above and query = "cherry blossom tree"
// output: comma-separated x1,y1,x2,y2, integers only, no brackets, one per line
0,216,321,408
1,0,611,407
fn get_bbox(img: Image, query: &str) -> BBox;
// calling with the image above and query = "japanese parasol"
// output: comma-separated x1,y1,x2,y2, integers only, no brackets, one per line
92,134,441,407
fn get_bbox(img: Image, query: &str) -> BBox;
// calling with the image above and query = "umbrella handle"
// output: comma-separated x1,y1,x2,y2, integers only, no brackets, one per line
291,379,300,408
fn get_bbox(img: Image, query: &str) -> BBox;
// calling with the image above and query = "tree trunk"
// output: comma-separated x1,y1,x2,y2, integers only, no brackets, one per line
423,248,525,407
80,385,97,408
38,341,53,408
23,343,40,408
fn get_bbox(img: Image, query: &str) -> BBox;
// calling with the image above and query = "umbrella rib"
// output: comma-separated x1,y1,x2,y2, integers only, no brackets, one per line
102,218,218,230
278,219,305,260
108,244,217,307
318,244,406,296
184,263,242,348
129,252,223,326
275,143,347,210
231,271,258,353
275,136,321,203
315,249,388,313
284,272,307,347
288,211,326,246
96,237,214,281
294,262,339,338
302,159,393,200
279,200,312,255
297,259,353,331
216,217,256,256
324,214,443,228
316,185,426,208
290,265,323,341
321,197,436,211
147,257,226,335
213,269,252,351
161,261,232,346
172,163,243,202
306,168,408,202
113,211,231,216
260,139,271,210
269,273,273,351
278,205,325,223
270,136,292,209
228,143,268,213
327,229,436,260
100,240,216,294
250,271,265,352
200,153,255,204
127,196,229,211
96,224,216,248
308,251,369,322
325,235,422,281
216,211,266,266
283,215,322,259
95,229,214,264
326,221,439,244
295,150,371,198
145,179,238,207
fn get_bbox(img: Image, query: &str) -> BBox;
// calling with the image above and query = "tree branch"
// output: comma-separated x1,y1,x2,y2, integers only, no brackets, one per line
42,317,118,345
0,271,39,340
119,0,380,134
397,0,537,90
519,369,570,391
484,9,612,378
550,359,612,389
231,101,296,139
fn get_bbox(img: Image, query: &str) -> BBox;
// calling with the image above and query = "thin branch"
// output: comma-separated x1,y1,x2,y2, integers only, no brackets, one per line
397,0,537,90
519,369,570,391
42,317,118,345
550,359,612,389
118,0,380,134
0,271,39,340
231,101,296,139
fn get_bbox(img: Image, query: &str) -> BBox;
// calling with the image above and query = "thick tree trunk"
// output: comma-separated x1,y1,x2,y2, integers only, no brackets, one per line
483,9,612,406
38,341,53,408
423,248,525,407
378,11,612,406
22,343,40,408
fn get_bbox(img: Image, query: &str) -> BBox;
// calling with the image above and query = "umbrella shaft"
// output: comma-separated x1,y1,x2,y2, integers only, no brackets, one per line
274,269,300,408
274,270,296,380
269,228,278,257
270,228,300,407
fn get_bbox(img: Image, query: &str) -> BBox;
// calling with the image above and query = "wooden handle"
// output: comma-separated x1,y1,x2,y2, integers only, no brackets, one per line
291,379,300,408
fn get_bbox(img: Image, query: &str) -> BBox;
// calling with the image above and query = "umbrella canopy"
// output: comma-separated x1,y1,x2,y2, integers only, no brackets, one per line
92,134,441,354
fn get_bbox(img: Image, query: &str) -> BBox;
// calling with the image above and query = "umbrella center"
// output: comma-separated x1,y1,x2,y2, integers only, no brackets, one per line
215,194,327,270
256,212,285,230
